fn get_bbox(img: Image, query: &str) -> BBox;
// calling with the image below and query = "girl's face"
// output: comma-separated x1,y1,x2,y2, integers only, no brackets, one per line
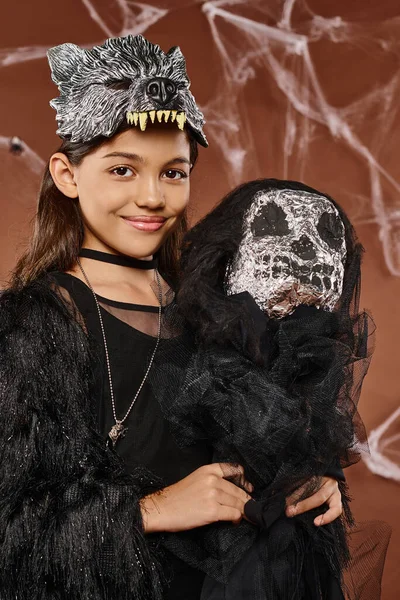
56,125,191,259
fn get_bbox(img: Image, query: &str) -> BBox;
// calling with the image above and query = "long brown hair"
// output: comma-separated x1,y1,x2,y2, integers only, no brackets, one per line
11,124,199,289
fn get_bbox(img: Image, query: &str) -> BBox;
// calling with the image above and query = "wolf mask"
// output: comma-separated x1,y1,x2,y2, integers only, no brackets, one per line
47,34,208,147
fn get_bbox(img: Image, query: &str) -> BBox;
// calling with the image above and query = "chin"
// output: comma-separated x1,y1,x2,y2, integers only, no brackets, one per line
108,226,173,258
120,243,162,259
130,233,172,257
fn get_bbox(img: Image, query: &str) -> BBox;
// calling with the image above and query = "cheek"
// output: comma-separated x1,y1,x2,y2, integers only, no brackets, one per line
163,184,190,227
157,187,189,243
77,177,128,218
163,182,190,215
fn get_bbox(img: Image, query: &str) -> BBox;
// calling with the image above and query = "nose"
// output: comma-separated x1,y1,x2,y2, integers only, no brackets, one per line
146,77,177,106
134,174,165,210
291,235,316,260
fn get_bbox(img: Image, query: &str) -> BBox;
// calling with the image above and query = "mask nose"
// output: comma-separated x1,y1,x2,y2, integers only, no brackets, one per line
146,77,177,105
291,235,317,260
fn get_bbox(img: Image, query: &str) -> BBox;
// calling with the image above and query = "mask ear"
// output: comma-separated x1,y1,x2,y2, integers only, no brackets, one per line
47,43,84,85
167,46,188,76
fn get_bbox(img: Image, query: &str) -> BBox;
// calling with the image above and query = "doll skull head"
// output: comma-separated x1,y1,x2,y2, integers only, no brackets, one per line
227,188,347,318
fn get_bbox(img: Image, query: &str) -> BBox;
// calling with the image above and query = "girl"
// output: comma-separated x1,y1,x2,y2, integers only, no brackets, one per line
0,36,343,600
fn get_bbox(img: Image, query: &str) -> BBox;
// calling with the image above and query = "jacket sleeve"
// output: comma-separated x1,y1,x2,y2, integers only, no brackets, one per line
0,283,164,600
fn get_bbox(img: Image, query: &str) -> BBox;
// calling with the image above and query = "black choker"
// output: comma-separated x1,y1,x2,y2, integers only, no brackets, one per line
79,248,158,270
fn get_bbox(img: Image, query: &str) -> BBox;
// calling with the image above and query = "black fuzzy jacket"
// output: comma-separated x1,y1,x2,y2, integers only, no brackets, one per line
0,277,164,600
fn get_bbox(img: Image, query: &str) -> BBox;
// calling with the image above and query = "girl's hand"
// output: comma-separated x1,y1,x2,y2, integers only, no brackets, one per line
141,463,253,533
285,477,343,526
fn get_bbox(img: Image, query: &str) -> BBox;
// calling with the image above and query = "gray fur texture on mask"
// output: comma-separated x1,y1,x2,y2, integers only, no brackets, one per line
47,34,207,146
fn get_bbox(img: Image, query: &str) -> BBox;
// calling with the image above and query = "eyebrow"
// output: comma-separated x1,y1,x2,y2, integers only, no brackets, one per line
102,151,144,162
102,152,191,167
164,157,191,168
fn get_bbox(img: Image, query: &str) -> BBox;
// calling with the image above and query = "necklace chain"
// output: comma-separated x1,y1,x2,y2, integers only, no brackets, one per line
77,258,162,446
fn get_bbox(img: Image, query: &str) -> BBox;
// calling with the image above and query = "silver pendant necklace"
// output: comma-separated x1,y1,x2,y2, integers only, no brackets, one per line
77,258,162,447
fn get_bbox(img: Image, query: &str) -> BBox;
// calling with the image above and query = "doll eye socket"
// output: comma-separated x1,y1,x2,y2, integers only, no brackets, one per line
251,202,290,237
317,212,344,250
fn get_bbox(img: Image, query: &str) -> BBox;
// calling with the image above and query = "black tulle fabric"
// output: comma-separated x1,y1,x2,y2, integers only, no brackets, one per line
152,297,373,599
149,179,391,599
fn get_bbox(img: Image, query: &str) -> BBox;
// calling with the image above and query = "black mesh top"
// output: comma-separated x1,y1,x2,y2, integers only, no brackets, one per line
52,271,212,599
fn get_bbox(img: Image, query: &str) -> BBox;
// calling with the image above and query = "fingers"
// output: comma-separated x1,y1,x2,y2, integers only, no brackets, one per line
214,489,248,514
202,464,252,524
210,462,254,493
215,504,243,525
286,478,336,516
314,490,343,526
285,478,343,526
285,481,310,508
209,462,241,478
285,487,324,517
219,478,253,505
242,480,254,494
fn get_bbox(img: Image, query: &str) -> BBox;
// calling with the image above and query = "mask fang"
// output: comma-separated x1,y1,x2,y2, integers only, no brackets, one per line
125,110,187,132
139,111,148,131
176,112,186,130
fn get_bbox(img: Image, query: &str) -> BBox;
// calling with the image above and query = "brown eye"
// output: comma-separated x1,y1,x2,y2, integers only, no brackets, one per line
111,166,133,177
162,170,187,180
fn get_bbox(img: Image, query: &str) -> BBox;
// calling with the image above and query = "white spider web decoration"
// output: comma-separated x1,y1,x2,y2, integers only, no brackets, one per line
363,407,400,483
0,0,399,482
200,0,400,276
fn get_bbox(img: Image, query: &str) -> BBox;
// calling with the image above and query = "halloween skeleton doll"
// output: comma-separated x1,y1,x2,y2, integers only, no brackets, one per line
151,179,378,599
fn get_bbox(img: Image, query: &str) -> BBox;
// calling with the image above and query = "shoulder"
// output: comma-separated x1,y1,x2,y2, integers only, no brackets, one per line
0,274,84,340
0,275,92,387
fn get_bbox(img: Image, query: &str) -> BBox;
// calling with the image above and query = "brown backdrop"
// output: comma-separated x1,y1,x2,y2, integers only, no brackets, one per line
0,1,399,597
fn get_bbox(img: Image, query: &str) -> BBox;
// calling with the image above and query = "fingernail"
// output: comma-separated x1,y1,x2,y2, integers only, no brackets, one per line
314,516,323,526
286,506,296,517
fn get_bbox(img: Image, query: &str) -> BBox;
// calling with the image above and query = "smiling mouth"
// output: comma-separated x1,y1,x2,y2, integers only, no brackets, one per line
126,110,187,132
122,215,167,232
